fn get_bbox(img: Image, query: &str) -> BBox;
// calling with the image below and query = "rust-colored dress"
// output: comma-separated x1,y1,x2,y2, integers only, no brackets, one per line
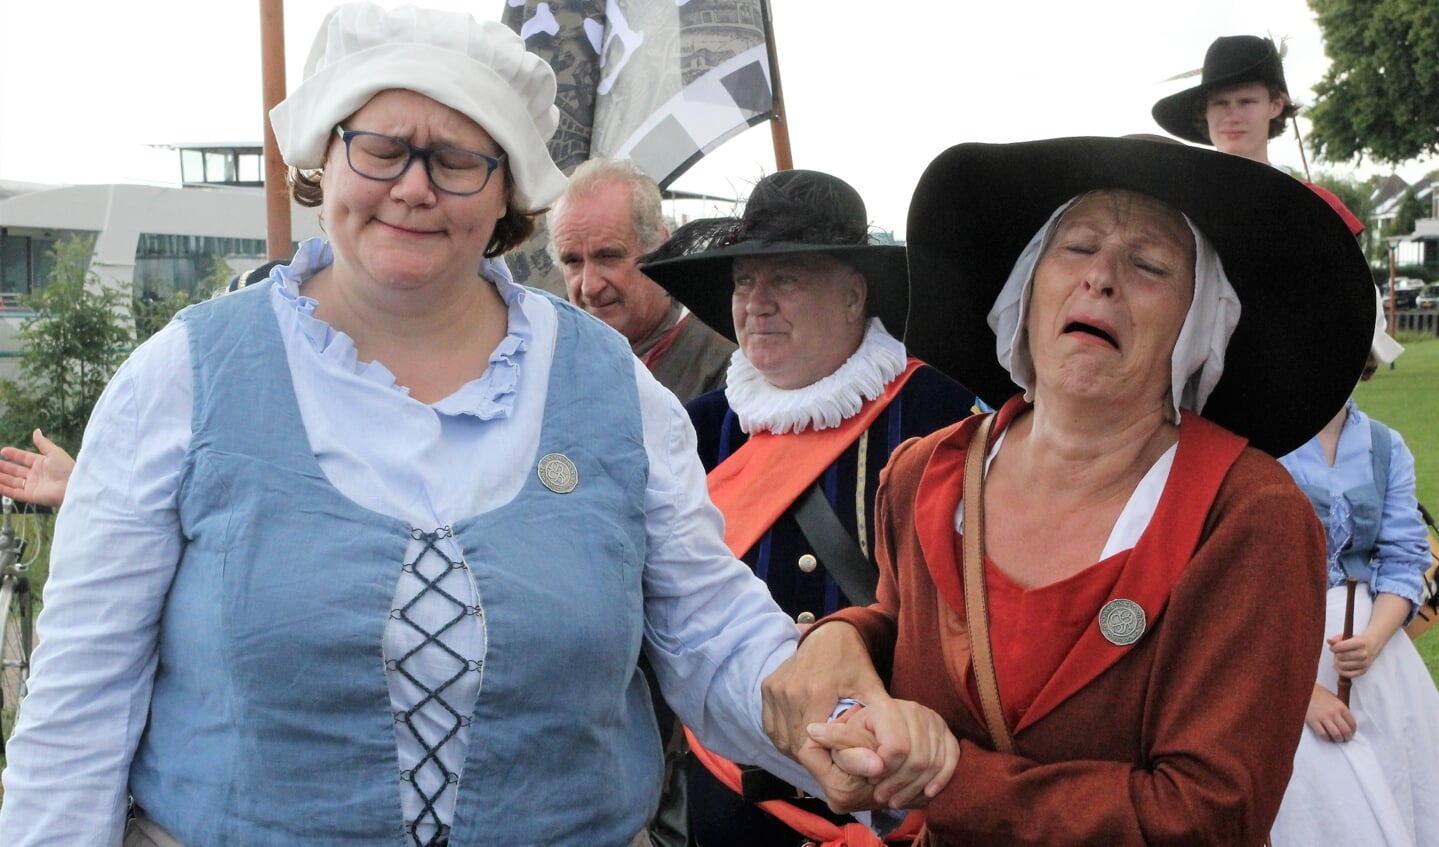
825,398,1327,846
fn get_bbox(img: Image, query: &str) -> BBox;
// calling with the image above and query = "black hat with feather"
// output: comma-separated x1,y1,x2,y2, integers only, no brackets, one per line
639,170,908,342
1152,35,1289,145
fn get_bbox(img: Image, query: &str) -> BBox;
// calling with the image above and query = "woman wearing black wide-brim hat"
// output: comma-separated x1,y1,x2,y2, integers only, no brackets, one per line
761,135,1376,845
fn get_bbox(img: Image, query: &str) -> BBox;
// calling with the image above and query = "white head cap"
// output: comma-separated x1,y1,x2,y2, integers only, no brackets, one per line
1371,285,1405,364
268,3,568,211
986,197,1242,421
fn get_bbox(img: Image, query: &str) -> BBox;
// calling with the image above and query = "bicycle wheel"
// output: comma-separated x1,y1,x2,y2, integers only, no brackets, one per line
0,573,32,751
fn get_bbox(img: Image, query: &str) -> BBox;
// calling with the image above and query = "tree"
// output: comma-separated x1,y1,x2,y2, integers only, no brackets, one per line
196,253,239,298
1307,0,1439,165
1310,173,1373,224
0,235,133,453
1384,187,1430,237
132,288,192,343
1309,171,1380,256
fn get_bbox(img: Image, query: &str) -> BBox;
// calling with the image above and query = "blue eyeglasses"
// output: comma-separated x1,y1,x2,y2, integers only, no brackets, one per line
335,127,507,196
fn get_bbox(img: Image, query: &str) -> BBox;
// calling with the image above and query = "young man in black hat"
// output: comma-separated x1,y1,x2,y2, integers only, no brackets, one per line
1152,34,1364,235
643,170,975,846
1152,34,1296,162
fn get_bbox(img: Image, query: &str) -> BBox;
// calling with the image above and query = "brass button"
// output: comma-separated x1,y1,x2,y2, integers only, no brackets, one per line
796,611,817,625
797,553,818,573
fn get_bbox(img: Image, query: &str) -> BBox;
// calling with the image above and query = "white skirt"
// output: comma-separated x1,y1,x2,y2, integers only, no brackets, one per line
1271,586,1439,847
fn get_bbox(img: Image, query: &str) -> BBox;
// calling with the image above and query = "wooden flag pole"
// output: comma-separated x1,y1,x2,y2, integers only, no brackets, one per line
760,1,793,171
260,0,292,261
1337,577,1358,707
1291,115,1313,183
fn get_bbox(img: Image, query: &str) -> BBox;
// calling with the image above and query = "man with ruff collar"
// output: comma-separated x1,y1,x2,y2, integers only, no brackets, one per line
642,170,975,845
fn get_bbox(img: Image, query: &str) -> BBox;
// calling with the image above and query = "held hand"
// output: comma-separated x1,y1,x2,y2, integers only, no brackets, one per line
0,429,75,509
824,707,886,783
791,713,883,814
761,622,888,768
806,698,959,813
1305,684,1357,742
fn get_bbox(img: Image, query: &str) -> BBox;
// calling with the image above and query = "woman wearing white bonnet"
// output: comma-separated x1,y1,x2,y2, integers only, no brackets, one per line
0,4,927,845
762,136,1378,843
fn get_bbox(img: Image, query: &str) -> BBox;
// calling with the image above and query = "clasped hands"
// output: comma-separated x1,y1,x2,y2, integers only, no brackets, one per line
761,621,959,814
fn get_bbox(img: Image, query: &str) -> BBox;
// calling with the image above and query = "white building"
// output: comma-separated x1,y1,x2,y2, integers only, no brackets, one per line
0,143,323,378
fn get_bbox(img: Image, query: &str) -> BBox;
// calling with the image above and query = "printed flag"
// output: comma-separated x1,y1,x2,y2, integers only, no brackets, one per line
501,0,777,290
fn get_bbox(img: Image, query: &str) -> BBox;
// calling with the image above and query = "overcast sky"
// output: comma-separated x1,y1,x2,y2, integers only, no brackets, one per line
2,0,1435,238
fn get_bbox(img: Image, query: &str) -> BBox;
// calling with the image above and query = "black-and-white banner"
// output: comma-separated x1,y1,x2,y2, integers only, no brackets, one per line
502,0,776,289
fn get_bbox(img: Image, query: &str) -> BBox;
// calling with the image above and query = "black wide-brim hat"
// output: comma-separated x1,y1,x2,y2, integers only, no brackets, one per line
640,170,910,343
1152,35,1288,145
905,136,1373,457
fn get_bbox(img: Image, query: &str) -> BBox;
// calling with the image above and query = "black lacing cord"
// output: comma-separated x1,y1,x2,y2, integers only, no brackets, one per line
391,527,482,847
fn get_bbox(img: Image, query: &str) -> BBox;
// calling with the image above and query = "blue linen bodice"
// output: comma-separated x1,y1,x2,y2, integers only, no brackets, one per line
129,282,657,845
1292,418,1390,584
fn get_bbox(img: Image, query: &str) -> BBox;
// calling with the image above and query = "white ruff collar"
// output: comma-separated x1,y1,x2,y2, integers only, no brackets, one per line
724,318,908,435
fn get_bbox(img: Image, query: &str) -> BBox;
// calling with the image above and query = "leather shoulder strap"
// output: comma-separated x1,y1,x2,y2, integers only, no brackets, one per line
793,484,878,606
960,414,1016,755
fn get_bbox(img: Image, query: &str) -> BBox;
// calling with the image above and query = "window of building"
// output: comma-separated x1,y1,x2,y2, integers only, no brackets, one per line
238,152,263,184
0,228,82,305
1,234,27,298
175,145,266,187
205,151,236,184
181,149,206,185
134,232,272,300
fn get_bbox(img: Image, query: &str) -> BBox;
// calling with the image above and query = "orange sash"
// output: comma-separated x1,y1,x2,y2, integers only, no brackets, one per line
691,359,925,842
684,727,925,846
708,358,923,557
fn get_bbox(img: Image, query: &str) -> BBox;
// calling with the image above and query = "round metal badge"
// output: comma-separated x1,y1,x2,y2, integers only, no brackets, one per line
537,453,579,494
1097,599,1146,646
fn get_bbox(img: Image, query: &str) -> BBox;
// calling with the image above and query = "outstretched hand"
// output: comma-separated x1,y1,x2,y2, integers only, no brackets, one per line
0,429,75,508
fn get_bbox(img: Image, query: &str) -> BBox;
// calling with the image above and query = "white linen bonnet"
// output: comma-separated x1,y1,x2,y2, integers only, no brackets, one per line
1371,285,1405,364
986,196,1243,421
268,2,567,211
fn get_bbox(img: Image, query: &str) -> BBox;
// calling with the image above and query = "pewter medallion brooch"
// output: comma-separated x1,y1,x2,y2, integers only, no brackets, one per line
537,453,579,494
1098,598,1146,646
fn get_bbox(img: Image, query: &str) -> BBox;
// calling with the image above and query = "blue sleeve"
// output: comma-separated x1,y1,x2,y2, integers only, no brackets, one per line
631,365,817,794
1370,426,1432,614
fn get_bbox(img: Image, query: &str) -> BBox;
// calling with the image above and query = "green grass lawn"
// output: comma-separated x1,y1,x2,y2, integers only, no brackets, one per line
1353,334,1439,678
1353,333,1439,511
